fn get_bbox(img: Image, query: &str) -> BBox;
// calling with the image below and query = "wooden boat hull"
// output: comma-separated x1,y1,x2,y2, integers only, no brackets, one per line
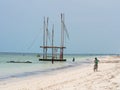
39,59,66,61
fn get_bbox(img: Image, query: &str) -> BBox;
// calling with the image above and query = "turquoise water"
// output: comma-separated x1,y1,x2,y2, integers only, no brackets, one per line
0,53,98,81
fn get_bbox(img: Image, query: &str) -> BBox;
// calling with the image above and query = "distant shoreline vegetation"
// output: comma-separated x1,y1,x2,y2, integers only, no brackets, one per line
0,52,119,56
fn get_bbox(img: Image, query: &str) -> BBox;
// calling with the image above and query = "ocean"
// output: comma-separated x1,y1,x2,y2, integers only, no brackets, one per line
0,52,102,81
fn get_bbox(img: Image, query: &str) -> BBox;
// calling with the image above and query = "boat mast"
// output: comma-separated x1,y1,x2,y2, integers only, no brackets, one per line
52,24,54,64
60,13,64,60
43,17,46,59
45,17,49,59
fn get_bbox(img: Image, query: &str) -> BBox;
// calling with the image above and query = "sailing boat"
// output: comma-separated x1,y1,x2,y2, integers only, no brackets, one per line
39,13,69,63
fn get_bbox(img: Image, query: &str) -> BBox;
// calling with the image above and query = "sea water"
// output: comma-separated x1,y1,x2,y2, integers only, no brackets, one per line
0,53,100,81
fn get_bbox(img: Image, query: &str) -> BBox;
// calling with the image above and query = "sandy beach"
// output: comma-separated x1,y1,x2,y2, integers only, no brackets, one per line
0,56,120,90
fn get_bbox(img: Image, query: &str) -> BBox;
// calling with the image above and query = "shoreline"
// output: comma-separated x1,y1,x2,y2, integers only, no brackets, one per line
0,62,89,81
0,56,120,90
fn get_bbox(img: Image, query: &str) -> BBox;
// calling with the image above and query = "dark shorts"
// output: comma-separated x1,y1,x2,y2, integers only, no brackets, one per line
94,64,98,69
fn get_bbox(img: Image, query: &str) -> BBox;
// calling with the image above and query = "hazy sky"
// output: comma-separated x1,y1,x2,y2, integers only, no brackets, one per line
0,0,120,54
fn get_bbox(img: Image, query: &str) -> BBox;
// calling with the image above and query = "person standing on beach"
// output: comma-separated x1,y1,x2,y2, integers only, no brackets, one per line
94,57,99,72
73,57,75,62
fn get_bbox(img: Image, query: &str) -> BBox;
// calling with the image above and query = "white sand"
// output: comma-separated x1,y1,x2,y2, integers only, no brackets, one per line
0,56,120,90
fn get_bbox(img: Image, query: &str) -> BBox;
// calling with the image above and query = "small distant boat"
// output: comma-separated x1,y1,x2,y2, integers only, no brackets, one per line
6,61,32,63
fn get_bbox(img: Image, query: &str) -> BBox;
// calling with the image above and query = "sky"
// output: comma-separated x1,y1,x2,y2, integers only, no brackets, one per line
0,0,120,54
